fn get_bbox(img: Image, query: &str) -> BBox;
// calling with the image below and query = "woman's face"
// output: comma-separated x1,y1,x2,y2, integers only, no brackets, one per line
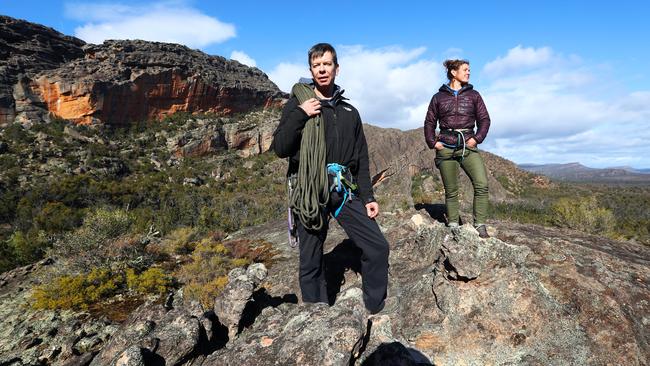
452,63,470,83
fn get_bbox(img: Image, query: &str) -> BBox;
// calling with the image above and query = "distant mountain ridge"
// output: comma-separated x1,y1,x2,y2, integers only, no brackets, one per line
519,162,650,183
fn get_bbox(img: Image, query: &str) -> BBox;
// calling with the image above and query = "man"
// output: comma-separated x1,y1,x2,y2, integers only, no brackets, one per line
271,43,389,314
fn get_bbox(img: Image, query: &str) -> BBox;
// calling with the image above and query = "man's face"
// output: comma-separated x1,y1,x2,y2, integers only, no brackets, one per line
310,51,339,89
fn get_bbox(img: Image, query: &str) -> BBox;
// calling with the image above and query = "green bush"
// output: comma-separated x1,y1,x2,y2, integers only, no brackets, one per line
52,208,136,270
176,237,275,309
32,268,124,310
550,196,615,235
33,201,83,233
126,268,171,295
7,230,51,265
154,226,199,255
491,201,552,225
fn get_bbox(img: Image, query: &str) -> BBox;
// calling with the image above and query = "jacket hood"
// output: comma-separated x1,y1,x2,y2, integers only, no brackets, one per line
439,83,474,95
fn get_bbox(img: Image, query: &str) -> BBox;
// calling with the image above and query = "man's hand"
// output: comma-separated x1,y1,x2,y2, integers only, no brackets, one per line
466,137,477,148
434,141,444,150
366,202,379,219
299,98,321,117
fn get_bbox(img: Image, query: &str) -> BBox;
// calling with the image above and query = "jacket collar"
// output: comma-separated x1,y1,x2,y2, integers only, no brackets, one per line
439,83,474,95
299,77,348,107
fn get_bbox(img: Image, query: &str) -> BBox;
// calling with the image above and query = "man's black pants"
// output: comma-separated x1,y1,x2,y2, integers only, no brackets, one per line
296,192,389,313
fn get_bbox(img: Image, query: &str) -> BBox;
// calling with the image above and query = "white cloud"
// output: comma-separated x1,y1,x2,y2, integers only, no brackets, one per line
65,1,235,48
480,46,650,168
267,62,310,93
483,45,554,77
268,44,650,168
230,50,256,67
268,45,443,130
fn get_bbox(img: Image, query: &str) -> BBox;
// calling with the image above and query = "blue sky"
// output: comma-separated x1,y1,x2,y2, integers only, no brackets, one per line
3,0,650,169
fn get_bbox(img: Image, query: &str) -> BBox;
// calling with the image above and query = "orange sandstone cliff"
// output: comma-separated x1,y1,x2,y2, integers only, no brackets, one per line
1,16,285,126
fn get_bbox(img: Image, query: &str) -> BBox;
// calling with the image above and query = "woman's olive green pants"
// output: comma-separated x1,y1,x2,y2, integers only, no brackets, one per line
435,147,488,226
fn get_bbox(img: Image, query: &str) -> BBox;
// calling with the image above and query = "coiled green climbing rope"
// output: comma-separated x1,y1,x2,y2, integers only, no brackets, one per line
289,83,329,231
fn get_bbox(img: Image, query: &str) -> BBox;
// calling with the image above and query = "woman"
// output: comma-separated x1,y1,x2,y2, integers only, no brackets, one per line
424,59,491,238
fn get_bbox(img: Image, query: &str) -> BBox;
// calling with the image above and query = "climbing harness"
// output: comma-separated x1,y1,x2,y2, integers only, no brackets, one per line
440,128,472,161
326,163,357,218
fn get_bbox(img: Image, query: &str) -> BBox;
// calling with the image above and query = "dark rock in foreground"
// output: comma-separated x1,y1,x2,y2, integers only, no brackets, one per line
1,209,649,365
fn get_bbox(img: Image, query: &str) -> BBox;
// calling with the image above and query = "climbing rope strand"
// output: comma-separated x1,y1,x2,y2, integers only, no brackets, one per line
288,83,329,231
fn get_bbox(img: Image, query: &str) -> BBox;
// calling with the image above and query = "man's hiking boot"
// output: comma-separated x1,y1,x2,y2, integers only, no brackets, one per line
475,224,489,239
448,222,460,235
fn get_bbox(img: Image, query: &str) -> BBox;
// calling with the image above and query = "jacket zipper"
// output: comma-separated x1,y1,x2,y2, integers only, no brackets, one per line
454,92,459,125
333,108,339,154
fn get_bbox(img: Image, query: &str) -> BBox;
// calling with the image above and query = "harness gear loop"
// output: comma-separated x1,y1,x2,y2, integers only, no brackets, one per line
286,174,299,248
287,83,329,231
326,163,357,218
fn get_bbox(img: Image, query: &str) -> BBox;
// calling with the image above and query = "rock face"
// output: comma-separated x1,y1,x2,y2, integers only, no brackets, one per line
169,111,279,159
0,15,85,124
221,212,649,365
0,259,119,365
1,212,649,365
1,16,285,126
213,263,268,340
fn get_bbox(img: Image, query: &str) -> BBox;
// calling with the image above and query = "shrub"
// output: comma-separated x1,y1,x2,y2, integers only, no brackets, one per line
52,208,135,270
152,226,199,256
184,276,229,309
7,230,51,265
222,239,277,264
126,268,171,295
32,268,124,310
411,173,441,206
550,196,615,235
0,240,16,273
33,201,83,233
176,237,275,309
491,201,552,225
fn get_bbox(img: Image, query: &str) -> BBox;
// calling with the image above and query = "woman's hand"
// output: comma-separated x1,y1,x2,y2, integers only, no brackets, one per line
466,137,477,148
434,141,444,150
299,98,321,117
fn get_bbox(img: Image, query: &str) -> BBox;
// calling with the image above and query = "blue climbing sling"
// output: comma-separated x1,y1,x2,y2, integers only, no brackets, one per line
327,163,358,218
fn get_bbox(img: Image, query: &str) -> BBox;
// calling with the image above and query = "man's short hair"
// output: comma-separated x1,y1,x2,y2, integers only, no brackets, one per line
308,43,338,66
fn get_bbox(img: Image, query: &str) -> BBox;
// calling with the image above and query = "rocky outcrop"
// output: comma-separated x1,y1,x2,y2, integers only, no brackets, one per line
213,263,267,340
25,40,285,125
205,287,368,366
88,300,205,366
0,16,85,125
168,110,280,159
1,211,648,365
0,259,118,365
222,212,649,365
1,16,285,126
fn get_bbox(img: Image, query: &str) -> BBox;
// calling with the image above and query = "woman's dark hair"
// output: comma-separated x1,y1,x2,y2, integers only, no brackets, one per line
443,59,469,81
308,43,338,66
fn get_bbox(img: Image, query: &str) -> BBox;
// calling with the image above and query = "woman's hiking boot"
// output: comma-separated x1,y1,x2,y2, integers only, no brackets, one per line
475,224,489,239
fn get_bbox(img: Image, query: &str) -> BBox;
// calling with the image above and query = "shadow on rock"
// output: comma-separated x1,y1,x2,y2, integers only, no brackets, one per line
237,288,298,333
360,341,434,366
414,203,448,224
325,239,362,305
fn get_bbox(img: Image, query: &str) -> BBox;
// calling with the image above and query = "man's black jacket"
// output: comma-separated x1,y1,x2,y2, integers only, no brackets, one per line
270,91,375,204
